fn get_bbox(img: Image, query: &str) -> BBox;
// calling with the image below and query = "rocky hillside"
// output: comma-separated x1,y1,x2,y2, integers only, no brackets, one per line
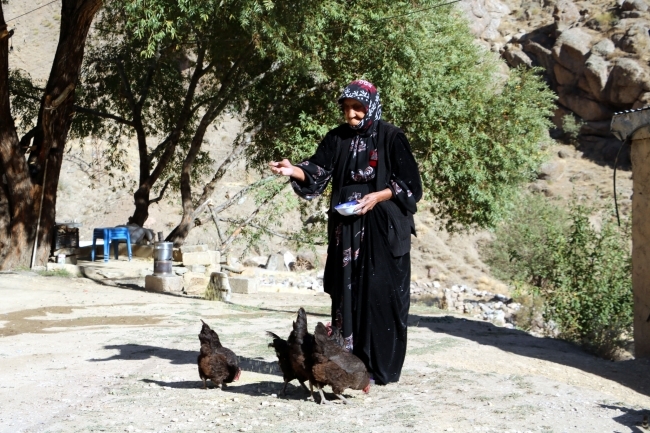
460,0,650,166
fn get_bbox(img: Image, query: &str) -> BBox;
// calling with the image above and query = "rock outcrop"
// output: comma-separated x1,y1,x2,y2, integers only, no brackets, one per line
457,0,650,166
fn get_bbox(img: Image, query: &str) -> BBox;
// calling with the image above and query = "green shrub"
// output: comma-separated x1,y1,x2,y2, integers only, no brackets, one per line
483,193,632,358
562,114,583,144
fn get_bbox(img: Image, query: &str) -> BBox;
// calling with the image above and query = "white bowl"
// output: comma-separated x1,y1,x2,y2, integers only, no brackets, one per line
334,200,360,216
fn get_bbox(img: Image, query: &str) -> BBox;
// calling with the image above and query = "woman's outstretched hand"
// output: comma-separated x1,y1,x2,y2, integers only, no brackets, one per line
268,159,305,182
355,189,393,215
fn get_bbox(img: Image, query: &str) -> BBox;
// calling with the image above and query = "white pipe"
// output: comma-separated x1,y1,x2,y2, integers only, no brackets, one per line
30,157,48,269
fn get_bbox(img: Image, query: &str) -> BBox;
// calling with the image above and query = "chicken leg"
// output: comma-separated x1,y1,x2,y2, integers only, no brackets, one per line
317,386,331,405
335,394,350,404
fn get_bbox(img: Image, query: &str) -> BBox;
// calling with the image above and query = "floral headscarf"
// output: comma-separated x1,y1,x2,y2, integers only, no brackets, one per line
338,80,382,132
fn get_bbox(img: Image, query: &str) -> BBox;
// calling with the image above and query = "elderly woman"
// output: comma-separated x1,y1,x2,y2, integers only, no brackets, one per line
269,80,422,385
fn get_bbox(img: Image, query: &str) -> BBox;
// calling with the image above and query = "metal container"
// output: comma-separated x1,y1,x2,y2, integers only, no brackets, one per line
153,242,173,261
153,242,174,276
154,260,173,275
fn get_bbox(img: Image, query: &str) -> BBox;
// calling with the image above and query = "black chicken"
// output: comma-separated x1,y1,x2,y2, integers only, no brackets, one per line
267,331,310,395
197,320,241,389
311,322,370,404
287,307,316,400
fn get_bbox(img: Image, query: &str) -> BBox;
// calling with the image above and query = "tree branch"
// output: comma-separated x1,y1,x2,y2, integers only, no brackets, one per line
148,178,170,204
115,57,138,113
73,105,134,126
211,176,275,215
146,44,207,189
220,198,271,251
18,126,39,154
136,51,160,110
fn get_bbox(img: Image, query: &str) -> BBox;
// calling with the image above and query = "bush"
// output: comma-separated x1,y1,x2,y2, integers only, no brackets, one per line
483,193,632,358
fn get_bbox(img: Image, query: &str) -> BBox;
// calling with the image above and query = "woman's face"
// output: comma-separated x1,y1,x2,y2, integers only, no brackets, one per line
341,98,366,127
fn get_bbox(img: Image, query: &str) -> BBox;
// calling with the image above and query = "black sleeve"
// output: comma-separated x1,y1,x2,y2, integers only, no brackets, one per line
290,132,338,200
387,132,422,214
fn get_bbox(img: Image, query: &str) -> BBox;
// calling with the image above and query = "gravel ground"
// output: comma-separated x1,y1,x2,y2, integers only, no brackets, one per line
1,271,649,433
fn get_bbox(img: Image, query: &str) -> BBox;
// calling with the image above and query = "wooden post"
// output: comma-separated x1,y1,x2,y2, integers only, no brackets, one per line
631,126,650,358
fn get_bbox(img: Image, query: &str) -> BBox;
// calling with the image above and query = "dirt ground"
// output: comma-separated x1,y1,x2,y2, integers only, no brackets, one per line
1,272,649,433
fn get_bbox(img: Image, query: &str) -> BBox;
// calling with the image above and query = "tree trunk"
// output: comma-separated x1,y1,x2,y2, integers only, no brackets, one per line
0,0,102,270
165,113,213,246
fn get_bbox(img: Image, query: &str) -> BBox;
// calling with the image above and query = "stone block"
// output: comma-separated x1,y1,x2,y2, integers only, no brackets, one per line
605,58,648,105
206,272,232,301
183,272,210,295
208,250,220,266
46,263,81,276
552,28,593,73
182,251,213,266
189,264,206,273
145,274,183,293
230,277,258,294
206,264,221,275
181,244,209,253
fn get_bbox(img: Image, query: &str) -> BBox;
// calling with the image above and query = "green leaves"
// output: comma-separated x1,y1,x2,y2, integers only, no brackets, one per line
483,193,632,358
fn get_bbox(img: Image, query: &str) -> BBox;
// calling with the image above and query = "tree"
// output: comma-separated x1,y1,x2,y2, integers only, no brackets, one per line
0,0,102,270
73,0,555,250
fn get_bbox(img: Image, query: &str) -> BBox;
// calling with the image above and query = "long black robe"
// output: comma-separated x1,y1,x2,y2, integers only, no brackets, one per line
291,120,422,385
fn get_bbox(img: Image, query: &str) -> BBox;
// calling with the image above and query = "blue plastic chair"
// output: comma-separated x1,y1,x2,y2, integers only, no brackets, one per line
92,227,132,262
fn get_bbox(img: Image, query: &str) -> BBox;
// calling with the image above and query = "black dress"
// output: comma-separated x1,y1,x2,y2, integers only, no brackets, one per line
291,120,422,385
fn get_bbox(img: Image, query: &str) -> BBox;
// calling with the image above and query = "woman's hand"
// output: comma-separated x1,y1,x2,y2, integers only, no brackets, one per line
355,188,393,215
268,159,305,181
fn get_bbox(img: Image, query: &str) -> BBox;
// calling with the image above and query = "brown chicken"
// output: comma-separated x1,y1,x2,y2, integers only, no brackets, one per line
287,307,316,400
197,320,241,389
311,322,370,404
267,331,310,395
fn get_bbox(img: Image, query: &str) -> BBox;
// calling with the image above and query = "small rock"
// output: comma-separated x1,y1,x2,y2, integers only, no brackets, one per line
298,411,304,417
591,39,615,57
558,148,572,158
622,0,648,11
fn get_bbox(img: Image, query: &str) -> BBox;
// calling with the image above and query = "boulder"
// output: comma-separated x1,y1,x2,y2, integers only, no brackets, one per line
557,87,614,121
265,253,283,271
554,62,578,85
584,55,609,99
591,39,615,57
552,28,593,73
525,41,555,71
553,0,581,23
537,161,566,181
605,58,648,105
457,0,510,40
621,0,648,11
551,105,574,129
580,120,615,137
618,23,650,54
504,46,533,68
633,92,650,109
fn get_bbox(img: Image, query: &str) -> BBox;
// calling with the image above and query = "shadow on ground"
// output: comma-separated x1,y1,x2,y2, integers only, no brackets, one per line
599,404,649,433
409,314,650,399
90,344,281,375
